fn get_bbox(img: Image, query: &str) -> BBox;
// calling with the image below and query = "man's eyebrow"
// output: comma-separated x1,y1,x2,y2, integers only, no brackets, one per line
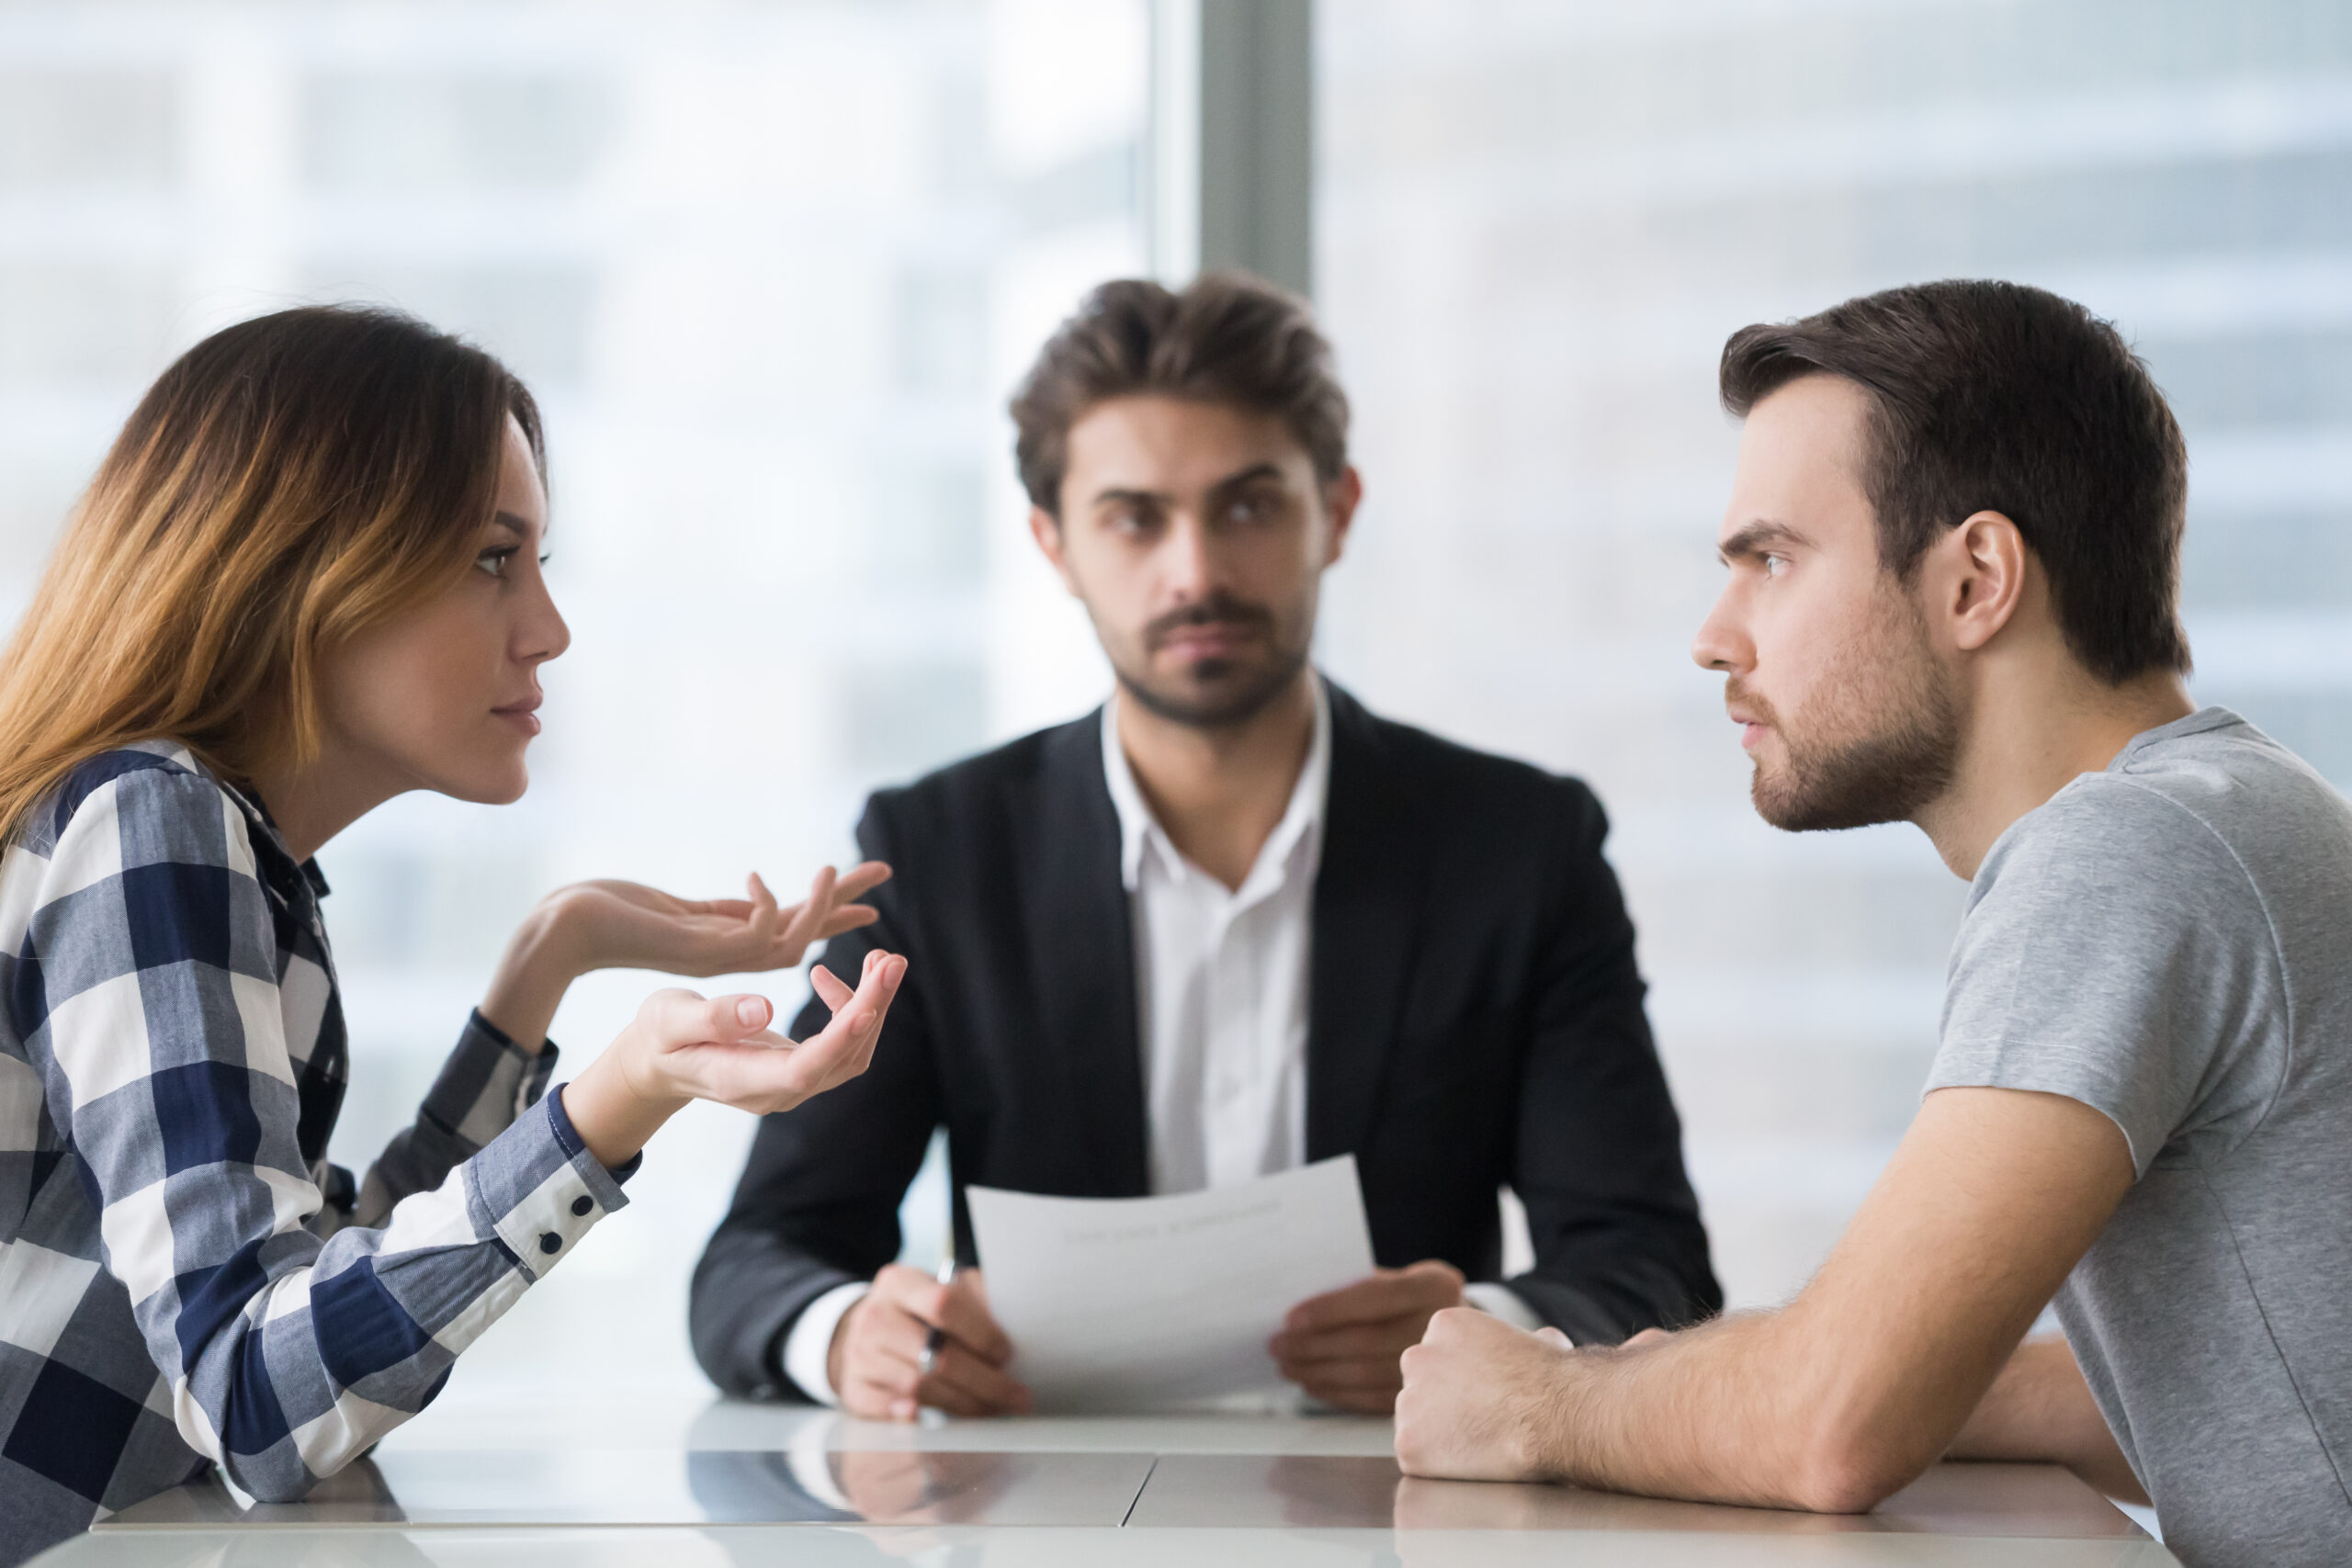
1089,463,1286,509
1090,485,1166,509
1718,520,1811,562
1204,461,1284,494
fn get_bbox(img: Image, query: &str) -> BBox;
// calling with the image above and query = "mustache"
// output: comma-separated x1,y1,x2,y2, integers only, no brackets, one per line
1144,592,1275,652
1724,677,1780,727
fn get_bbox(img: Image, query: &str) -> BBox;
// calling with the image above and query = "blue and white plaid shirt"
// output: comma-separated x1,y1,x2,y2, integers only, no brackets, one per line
0,742,632,1564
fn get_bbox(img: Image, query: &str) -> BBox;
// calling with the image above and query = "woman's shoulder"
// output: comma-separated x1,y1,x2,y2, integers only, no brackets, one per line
12,740,250,865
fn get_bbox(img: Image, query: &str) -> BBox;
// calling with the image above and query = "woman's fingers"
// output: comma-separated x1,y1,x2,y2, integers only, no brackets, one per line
638,986,775,1047
817,904,880,938
835,861,892,901
809,963,854,1010
772,866,838,957
783,953,904,1091
641,953,903,1114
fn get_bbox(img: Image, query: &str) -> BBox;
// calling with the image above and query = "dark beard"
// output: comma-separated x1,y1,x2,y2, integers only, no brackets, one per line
1116,641,1310,729
1747,601,1961,832
1114,591,1313,730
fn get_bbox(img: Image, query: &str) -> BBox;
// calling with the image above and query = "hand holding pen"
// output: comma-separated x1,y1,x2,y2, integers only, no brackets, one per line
828,1258,1031,1421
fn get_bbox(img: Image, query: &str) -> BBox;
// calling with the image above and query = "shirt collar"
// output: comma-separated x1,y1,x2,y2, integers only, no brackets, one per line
214,772,332,901
1101,673,1332,897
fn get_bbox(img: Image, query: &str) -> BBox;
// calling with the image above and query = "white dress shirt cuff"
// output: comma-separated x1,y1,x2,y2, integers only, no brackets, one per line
1463,1281,1548,1335
781,1281,870,1405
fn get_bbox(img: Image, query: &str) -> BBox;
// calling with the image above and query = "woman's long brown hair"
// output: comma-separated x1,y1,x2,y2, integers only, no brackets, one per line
0,306,541,846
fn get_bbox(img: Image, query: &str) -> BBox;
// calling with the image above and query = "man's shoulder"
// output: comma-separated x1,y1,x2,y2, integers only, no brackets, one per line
1334,688,1607,831
858,712,1102,842
1973,713,2352,949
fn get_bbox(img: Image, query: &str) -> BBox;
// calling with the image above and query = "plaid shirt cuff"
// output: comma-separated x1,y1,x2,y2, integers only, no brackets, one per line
476,1085,635,1280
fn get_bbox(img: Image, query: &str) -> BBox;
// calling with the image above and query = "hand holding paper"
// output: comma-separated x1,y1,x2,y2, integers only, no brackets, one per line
1270,1258,1468,1413
967,1156,1378,1412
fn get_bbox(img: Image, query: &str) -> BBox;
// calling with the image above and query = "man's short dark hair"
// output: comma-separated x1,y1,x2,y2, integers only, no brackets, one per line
1010,271,1350,516
1720,279,2190,686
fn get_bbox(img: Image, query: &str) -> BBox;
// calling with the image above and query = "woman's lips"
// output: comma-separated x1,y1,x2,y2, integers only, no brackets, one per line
493,699,542,736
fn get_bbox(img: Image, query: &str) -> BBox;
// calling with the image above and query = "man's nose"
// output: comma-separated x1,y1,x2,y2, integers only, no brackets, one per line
1159,511,1218,599
1691,586,1751,674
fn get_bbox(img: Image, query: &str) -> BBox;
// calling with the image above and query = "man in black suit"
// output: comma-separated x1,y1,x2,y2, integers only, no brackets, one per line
691,273,1718,1420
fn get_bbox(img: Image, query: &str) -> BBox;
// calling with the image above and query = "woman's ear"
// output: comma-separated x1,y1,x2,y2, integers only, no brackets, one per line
1938,509,2030,654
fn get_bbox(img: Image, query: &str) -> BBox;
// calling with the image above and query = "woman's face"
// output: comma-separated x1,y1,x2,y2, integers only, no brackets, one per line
318,416,571,806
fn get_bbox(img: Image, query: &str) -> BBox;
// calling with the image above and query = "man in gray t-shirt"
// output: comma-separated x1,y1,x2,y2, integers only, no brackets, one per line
1389,278,2352,1568
1931,706,2352,1564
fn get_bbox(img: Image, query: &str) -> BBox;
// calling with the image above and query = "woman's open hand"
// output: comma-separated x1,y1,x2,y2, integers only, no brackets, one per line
481,863,890,1049
560,949,909,1167
539,863,890,978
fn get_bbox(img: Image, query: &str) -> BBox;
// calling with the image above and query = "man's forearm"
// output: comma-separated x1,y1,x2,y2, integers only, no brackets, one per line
1404,1090,2138,1516
1533,1310,1891,1511
1946,1335,2145,1504
1404,1299,1963,1513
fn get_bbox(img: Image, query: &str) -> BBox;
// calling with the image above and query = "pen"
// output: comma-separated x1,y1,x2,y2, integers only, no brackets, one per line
916,1258,956,1381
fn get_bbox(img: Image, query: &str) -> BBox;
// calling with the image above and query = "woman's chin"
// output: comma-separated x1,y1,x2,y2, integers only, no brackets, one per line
435,761,531,807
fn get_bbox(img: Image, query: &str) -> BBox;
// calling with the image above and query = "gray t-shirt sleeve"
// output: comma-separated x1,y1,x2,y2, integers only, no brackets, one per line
1927,777,2289,1176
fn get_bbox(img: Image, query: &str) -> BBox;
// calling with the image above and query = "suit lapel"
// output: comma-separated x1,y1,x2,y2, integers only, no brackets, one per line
1009,712,1150,1196
1307,685,1426,1161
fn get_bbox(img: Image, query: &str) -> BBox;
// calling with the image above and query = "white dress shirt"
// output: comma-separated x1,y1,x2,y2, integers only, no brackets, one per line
1108,677,1329,1196
780,677,1535,1404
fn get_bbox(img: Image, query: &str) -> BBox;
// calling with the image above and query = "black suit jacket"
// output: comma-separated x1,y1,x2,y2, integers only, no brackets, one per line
691,684,1719,1398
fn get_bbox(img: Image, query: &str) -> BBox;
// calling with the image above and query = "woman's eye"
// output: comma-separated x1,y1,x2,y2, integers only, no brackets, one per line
475,547,517,579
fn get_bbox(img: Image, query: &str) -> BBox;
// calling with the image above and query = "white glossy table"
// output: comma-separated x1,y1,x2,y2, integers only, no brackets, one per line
35,1389,2179,1567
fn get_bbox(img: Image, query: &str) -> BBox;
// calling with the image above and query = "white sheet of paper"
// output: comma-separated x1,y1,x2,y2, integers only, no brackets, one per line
966,1156,1377,1412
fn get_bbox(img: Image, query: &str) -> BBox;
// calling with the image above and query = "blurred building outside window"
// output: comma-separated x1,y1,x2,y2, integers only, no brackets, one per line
0,0,1142,1394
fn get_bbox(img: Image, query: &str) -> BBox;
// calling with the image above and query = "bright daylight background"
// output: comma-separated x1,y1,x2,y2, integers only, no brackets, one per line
2,0,2346,1404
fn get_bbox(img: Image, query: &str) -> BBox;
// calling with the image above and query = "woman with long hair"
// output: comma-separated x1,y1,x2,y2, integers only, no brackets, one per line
0,306,906,1562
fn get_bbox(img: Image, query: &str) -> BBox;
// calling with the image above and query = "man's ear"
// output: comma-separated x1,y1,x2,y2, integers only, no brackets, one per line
1027,505,1082,596
1936,509,2030,654
1321,466,1363,567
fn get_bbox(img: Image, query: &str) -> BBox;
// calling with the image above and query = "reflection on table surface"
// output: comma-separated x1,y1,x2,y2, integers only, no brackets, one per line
38,1523,2187,1568
56,1406,2179,1568
388,1394,1399,1458
1128,1455,2149,1537
100,1448,1157,1529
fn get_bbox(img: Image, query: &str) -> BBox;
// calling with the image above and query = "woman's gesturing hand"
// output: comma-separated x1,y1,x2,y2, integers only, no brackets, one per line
482,863,891,1049
561,948,909,1168
543,863,891,978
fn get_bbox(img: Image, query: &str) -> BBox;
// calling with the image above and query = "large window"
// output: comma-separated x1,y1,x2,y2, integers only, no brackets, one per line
1317,0,2352,1307
0,0,1145,1390
10,0,2343,1403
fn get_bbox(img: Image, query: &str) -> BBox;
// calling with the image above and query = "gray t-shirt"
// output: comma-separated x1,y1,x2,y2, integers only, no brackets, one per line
1928,707,2352,1567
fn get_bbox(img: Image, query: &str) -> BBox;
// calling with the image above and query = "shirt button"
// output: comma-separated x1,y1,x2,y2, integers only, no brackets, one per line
539,1233,562,1254
571,1196,594,1217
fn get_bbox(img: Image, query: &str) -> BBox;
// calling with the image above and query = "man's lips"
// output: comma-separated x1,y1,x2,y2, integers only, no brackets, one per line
1156,623,1260,657
1727,710,1768,751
